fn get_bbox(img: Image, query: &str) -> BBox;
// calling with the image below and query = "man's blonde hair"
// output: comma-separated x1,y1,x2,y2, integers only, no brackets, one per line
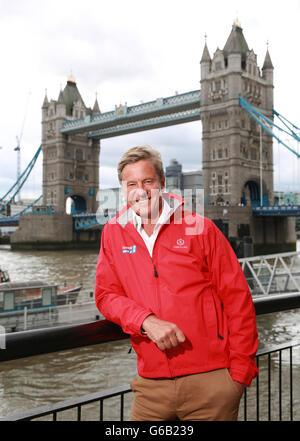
117,146,165,183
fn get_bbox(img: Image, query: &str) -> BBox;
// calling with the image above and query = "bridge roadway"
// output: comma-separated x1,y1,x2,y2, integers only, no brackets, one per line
0,217,19,227
60,89,201,138
1,205,300,230
73,205,300,231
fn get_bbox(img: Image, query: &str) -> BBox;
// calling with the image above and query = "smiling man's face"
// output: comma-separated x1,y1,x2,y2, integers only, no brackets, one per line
121,159,165,223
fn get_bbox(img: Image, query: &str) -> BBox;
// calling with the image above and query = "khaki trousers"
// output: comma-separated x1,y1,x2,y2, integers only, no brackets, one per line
130,368,243,421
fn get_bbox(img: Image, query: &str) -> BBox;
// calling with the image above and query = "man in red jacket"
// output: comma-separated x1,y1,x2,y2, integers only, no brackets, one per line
95,145,258,421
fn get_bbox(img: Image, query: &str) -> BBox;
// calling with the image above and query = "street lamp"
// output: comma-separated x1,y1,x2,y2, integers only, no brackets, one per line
259,125,263,207
14,137,21,203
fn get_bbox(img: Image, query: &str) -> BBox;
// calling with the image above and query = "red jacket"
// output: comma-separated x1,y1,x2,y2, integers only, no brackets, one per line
95,194,258,386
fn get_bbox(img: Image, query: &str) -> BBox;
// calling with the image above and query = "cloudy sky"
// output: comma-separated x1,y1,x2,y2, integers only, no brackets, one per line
0,0,299,201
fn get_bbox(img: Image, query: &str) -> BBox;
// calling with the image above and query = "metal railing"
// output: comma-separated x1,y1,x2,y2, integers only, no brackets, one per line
2,340,299,421
253,205,300,216
2,384,132,421
1,293,300,363
242,340,300,421
0,300,100,333
240,251,300,296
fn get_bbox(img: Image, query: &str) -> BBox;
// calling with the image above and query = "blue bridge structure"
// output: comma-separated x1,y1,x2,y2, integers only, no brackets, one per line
0,90,299,231
61,90,201,139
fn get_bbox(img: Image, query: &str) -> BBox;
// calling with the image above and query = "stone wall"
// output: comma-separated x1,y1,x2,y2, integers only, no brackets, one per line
205,206,296,256
10,214,102,250
11,214,73,249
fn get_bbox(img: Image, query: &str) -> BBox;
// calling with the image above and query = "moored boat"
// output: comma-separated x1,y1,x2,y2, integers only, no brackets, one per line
0,268,81,313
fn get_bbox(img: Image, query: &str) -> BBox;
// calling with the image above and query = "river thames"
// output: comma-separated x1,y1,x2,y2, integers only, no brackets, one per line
0,242,300,420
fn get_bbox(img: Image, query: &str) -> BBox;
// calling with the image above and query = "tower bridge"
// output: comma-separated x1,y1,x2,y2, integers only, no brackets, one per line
61,89,201,138
3,21,298,255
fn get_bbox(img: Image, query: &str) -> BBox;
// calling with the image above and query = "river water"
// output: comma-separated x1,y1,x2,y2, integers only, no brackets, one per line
0,242,300,420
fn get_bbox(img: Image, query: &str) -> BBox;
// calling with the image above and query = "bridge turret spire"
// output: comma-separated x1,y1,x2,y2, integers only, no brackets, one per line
57,89,64,104
200,37,211,84
262,44,274,103
200,40,211,63
42,90,49,108
263,46,274,71
223,20,249,55
92,93,100,114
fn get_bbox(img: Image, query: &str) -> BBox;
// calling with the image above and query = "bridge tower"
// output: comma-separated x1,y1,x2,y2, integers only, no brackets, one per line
200,20,274,209
41,75,100,214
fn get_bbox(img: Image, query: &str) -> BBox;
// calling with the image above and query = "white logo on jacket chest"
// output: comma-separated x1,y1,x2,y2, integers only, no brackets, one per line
173,238,188,249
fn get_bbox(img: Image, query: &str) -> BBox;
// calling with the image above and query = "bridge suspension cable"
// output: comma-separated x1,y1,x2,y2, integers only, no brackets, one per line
239,96,300,158
272,108,300,138
0,195,43,220
11,195,43,218
0,145,42,212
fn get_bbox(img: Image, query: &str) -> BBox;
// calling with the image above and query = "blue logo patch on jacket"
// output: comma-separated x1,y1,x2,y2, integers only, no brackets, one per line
122,245,137,254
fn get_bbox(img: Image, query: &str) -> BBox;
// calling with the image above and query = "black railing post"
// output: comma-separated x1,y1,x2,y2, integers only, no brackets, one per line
268,353,271,420
120,393,124,421
77,405,81,421
100,399,103,421
256,357,260,421
279,350,282,421
290,347,293,421
243,388,247,421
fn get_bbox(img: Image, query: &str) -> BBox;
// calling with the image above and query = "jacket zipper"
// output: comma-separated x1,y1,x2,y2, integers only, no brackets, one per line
152,261,173,377
152,263,161,314
125,210,180,377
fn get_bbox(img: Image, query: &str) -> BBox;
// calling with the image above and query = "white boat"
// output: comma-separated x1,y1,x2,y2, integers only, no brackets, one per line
0,280,81,312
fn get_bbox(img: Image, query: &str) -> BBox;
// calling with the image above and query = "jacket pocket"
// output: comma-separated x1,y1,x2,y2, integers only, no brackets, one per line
203,292,224,341
225,368,244,398
212,292,225,340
